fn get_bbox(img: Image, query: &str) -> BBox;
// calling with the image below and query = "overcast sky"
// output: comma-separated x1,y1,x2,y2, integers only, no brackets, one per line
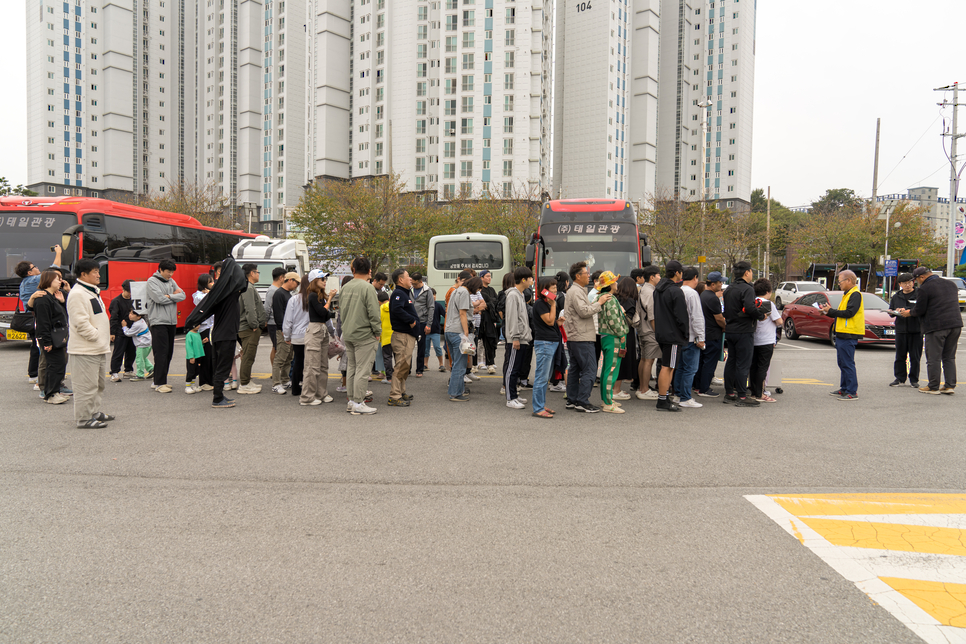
1,0,963,208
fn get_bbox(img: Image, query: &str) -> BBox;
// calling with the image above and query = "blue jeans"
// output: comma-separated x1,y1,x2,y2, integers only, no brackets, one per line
836,337,858,395
445,332,467,397
672,342,700,402
566,341,597,406
532,340,557,413
424,333,443,357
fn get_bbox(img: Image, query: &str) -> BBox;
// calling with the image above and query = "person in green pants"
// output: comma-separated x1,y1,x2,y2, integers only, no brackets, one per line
122,309,154,381
596,271,628,414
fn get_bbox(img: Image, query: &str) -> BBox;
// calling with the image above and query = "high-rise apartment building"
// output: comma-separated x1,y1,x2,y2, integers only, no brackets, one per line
552,0,659,202
657,0,755,209
27,0,305,226
306,0,554,201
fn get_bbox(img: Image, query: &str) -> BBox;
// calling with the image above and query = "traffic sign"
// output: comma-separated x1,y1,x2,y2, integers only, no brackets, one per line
884,259,899,277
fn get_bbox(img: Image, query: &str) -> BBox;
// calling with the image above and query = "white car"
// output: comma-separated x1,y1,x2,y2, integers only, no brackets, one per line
774,281,827,310
940,276,966,311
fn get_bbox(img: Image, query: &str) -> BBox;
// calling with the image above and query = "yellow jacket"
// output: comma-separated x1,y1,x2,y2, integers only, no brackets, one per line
380,301,393,345
832,286,865,338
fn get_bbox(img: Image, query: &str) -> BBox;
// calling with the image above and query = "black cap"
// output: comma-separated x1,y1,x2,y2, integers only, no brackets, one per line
896,272,914,283
912,267,931,278
665,260,684,273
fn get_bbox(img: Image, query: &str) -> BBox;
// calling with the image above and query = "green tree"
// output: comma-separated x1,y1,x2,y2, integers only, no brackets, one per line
639,196,703,263
747,189,806,281
127,180,231,228
0,178,38,197
291,173,436,275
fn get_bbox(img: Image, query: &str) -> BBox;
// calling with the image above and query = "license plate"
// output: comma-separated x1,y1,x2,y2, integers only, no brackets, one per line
5,329,29,341
884,329,895,336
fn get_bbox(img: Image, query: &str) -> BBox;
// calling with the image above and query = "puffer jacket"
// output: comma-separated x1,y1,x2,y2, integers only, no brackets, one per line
282,293,310,345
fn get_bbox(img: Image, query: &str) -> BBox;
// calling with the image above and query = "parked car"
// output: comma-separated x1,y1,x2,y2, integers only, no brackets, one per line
940,276,966,311
781,290,896,346
774,281,827,310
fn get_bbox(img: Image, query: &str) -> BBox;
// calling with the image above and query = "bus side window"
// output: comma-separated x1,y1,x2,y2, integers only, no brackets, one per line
97,260,108,288
177,227,205,264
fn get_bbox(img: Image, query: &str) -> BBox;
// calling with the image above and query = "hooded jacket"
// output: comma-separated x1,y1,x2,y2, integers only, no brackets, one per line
653,278,688,346
723,277,764,334
412,284,434,328
908,275,963,333
505,286,533,344
186,257,246,342
145,271,186,326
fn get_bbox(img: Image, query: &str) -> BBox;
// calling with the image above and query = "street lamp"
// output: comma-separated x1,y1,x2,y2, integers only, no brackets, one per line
698,99,713,280
883,219,901,294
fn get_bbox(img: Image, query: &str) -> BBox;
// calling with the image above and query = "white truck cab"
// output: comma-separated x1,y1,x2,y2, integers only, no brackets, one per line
232,236,310,297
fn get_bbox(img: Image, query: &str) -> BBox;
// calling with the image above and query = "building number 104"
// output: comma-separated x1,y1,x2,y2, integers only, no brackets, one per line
576,1,593,11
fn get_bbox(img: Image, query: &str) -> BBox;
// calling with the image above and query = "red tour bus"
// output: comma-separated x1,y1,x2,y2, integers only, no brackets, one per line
526,199,651,280
0,196,255,340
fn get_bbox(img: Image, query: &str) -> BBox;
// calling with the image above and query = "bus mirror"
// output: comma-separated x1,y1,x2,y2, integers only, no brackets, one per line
61,224,84,251
525,243,535,269
641,244,652,266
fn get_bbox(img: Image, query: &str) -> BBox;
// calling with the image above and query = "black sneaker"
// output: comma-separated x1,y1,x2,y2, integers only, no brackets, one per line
574,403,600,413
888,379,904,387
655,399,681,412
722,394,738,405
402,393,414,401
910,381,919,388
518,381,533,389
735,397,760,407
837,393,859,401
829,389,844,397
387,397,411,407
565,399,575,409
697,390,720,398
212,398,236,408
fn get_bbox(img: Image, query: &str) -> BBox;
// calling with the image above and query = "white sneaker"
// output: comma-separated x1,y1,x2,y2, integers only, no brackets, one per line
346,401,355,412
468,373,481,381
336,385,347,393
28,377,38,384
464,375,473,384
487,365,496,374
110,373,122,382
33,384,40,391
548,383,567,392
156,384,172,393
184,385,199,394
300,398,322,406
636,389,659,399
322,395,334,403
506,399,525,409
46,393,70,405
513,397,528,404
282,381,292,389
351,402,377,415
237,383,260,394
679,399,703,408
500,386,506,394
272,384,287,394
613,391,631,400
712,377,724,385
471,366,479,373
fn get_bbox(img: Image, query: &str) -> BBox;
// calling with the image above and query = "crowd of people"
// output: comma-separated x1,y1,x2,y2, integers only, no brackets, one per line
13,247,961,426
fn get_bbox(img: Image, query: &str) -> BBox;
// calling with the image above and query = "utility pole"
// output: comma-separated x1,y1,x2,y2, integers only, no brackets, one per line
698,99,713,281
935,83,963,276
871,118,881,204
765,186,771,283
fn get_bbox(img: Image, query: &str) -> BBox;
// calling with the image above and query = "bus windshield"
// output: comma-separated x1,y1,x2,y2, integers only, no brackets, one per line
433,240,504,271
540,222,639,278
0,212,78,280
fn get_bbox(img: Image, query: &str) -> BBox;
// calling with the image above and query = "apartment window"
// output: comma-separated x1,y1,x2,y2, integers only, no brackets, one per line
445,99,456,115
505,30,514,46
461,96,474,113
417,25,427,40
417,5,428,20
444,142,455,158
461,75,475,92
503,73,514,90
502,182,512,198
417,43,427,58
444,121,456,136
417,63,427,77
416,139,426,153
503,95,513,111
443,163,455,179
504,51,514,68
416,158,426,172
727,170,734,176
503,117,513,133
461,118,473,134
503,138,513,155
728,154,735,161
416,101,426,115
463,32,474,48
416,82,427,96
505,8,515,23
461,139,473,155
462,10,474,26
445,36,457,52
446,15,457,30
461,161,473,177
443,184,455,199
462,53,474,69
502,160,512,177
445,57,457,74
415,176,426,190
416,120,427,134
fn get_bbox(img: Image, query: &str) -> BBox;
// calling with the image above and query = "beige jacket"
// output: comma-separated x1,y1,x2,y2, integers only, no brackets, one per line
563,283,602,342
67,281,111,355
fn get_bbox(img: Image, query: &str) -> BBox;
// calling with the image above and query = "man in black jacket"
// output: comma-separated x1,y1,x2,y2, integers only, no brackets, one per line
898,267,962,394
108,280,136,381
888,273,922,388
723,261,765,406
653,260,687,412
388,268,420,406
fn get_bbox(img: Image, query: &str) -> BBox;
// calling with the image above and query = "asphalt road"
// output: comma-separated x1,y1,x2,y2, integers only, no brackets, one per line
1,329,963,643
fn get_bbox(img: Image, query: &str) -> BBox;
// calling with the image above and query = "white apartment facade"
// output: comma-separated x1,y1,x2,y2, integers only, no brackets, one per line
876,186,966,240
306,0,553,201
27,0,304,227
657,0,755,209
552,0,659,202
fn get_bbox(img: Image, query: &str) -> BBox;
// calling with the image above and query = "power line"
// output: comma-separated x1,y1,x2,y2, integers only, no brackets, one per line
876,113,942,191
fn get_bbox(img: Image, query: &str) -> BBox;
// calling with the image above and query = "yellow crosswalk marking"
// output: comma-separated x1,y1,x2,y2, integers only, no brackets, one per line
799,517,966,556
879,577,966,628
770,493,966,517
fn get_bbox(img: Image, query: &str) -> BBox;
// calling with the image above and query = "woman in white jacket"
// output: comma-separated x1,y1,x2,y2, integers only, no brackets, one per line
282,274,310,397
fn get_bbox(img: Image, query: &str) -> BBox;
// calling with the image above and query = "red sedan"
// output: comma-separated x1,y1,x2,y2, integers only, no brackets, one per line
780,290,896,346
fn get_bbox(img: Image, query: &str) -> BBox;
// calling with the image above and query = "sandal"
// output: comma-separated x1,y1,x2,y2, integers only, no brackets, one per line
77,419,108,429
531,410,554,419
544,409,556,415
756,395,777,403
